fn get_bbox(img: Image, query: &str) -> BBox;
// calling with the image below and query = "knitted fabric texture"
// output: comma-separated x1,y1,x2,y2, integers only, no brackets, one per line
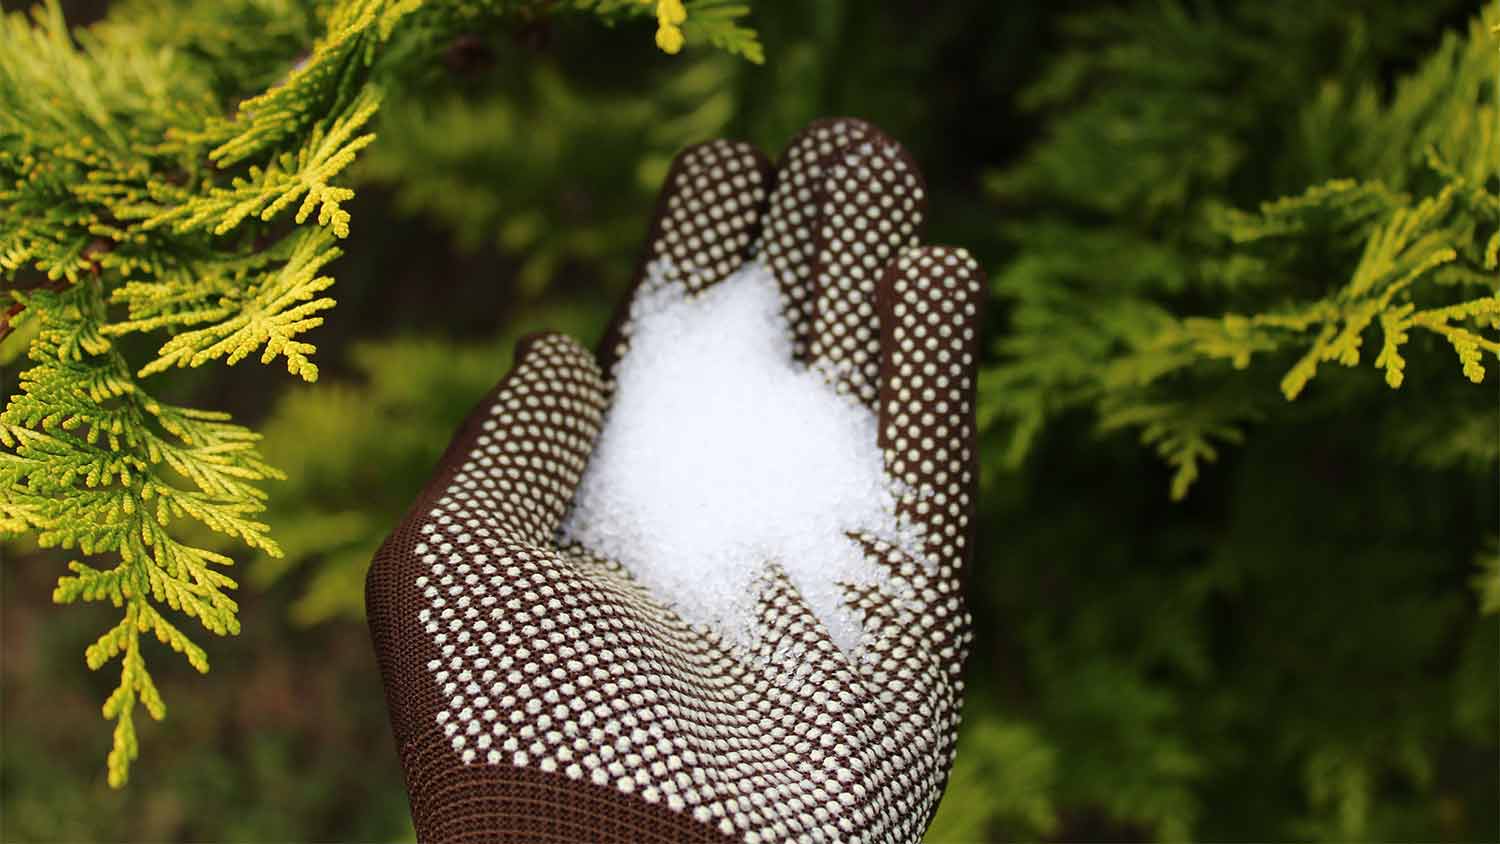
366,118,985,843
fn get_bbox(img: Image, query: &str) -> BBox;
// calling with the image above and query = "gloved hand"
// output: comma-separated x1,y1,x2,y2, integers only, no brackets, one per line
367,118,985,843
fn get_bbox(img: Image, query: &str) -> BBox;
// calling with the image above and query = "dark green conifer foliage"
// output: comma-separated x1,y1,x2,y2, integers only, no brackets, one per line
952,2,1498,839
984,2,1500,498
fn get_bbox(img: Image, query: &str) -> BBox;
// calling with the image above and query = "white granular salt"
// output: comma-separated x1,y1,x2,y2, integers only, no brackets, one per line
563,260,919,655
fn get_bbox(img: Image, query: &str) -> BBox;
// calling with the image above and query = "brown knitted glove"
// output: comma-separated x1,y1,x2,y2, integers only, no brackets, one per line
367,118,985,843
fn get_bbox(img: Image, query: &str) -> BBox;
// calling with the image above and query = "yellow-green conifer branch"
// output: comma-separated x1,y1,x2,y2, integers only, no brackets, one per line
0,0,760,787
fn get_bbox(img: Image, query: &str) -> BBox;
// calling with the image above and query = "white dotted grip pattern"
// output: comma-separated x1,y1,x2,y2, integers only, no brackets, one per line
368,119,984,844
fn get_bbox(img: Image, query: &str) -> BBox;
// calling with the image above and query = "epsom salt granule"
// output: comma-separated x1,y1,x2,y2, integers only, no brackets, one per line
563,261,921,654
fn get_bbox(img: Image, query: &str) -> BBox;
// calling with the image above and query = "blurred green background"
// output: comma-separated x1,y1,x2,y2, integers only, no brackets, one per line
3,1,1497,841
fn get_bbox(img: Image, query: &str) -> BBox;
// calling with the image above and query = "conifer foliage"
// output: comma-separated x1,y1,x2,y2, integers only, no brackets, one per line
951,2,1497,838
985,3,1500,499
0,0,758,786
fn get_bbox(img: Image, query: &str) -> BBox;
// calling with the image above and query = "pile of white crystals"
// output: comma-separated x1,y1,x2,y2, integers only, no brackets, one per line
562,260,921,655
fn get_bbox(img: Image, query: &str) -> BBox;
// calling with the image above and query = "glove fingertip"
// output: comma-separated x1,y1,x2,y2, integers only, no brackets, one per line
600,139,773,376
516,330,605,383
876,244,986,576
801,131,930,404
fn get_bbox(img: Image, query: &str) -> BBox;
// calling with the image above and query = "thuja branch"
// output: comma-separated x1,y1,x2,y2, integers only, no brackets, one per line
0,0,761,786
